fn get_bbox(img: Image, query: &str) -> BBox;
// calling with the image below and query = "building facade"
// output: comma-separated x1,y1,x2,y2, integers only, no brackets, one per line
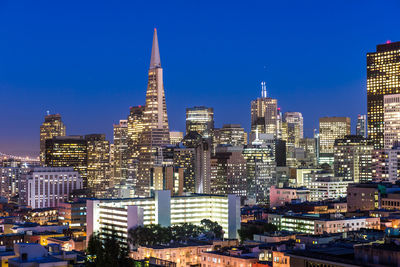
40,114,66,165
367,41,400,149
21,167,83,209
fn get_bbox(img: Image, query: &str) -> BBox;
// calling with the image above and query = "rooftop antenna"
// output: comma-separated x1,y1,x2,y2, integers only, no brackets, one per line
46,110,50,116
261,81,267,98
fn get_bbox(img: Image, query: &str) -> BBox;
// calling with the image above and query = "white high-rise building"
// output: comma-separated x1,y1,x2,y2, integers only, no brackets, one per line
384,94,400,149
21,167,82,209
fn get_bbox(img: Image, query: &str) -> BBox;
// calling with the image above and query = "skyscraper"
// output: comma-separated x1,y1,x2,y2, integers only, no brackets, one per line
383,94,400,149
319,117,351,164
137,29,170,197
112,120,129,189
85,134,110,197
356,114,367,138
284,112,303,167
334,135,373,183
185,106,214,138
214,124,247,147
250,82,278,138
44,136,88,187
40,114,66,165
367,41,400,149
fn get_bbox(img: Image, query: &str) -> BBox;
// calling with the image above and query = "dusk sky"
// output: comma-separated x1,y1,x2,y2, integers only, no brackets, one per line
1,0,400,156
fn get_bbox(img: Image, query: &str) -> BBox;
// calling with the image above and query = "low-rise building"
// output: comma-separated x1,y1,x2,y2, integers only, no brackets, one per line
268,213,380,234
58,200,86,230
269,186,309,208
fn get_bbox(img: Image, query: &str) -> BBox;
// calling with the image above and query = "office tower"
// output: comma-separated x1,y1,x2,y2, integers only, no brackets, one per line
126,106,145,193
250,82,278,137
137,29,170,197
85,134,110,197
356,114,367,138
169,131,183,145
210,147,247,197
284,112,304,145
334,135,373,183
214,124,247,147
112,120,129,188
185,106,214,138
297,138,318,167
367,41,400,149
150,166,184,196
44,136,87,187
242,136,276,204
173,147,196,193
319,117,351,164
284,112,303,167
384,94,400,149
20,167,82,209
40,114,66,165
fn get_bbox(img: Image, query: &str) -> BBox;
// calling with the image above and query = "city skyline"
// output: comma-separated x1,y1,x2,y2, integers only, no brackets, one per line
2,1,400,156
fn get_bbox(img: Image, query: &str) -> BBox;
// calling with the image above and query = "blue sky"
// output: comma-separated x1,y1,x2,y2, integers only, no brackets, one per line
1,0,400,156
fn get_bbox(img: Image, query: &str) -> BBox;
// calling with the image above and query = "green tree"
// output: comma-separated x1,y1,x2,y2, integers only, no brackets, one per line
86,231,134,267
201,219,224,239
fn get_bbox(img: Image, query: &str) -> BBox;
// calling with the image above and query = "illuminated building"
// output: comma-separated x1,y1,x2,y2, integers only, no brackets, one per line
307,177,351,201
242,136,276,204
210,147,247,197
173,147,196,193
169,131,183,145
268,213,380,235
0,167,28,201
20,167,82,209
384,94,400,149
356,114,367,138
44,136,87,187
296,138,318,167
214,124,247,147
112,119,129,195
127,105,145,192
250,82,278,137
40,114,66,165
58,200,86,230
150,165,184,196
367,41,400,149
372,146,400,183
319,117,350,164
86,191,241,245
284,112,303,144
85,134,110,198
186,106,214,139
333,135,373,183
137,29,170,197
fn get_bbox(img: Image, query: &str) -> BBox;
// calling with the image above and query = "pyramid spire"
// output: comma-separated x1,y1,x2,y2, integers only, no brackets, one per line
150,28,161,69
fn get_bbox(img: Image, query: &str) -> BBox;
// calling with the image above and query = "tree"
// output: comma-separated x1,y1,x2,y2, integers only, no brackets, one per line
237,223,277,243
201,219,224,239
86,231,134,267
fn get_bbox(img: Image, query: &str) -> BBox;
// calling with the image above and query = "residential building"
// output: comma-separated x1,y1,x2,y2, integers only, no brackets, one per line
269,186,310,208
333,135,373,183
210,148,247,197
58,200,86,230
307,177,351,202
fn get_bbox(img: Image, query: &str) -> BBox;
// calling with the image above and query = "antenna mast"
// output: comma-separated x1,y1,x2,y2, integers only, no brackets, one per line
261,81,267,98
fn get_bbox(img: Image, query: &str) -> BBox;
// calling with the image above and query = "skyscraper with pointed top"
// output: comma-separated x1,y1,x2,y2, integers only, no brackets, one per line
136,29,170,197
